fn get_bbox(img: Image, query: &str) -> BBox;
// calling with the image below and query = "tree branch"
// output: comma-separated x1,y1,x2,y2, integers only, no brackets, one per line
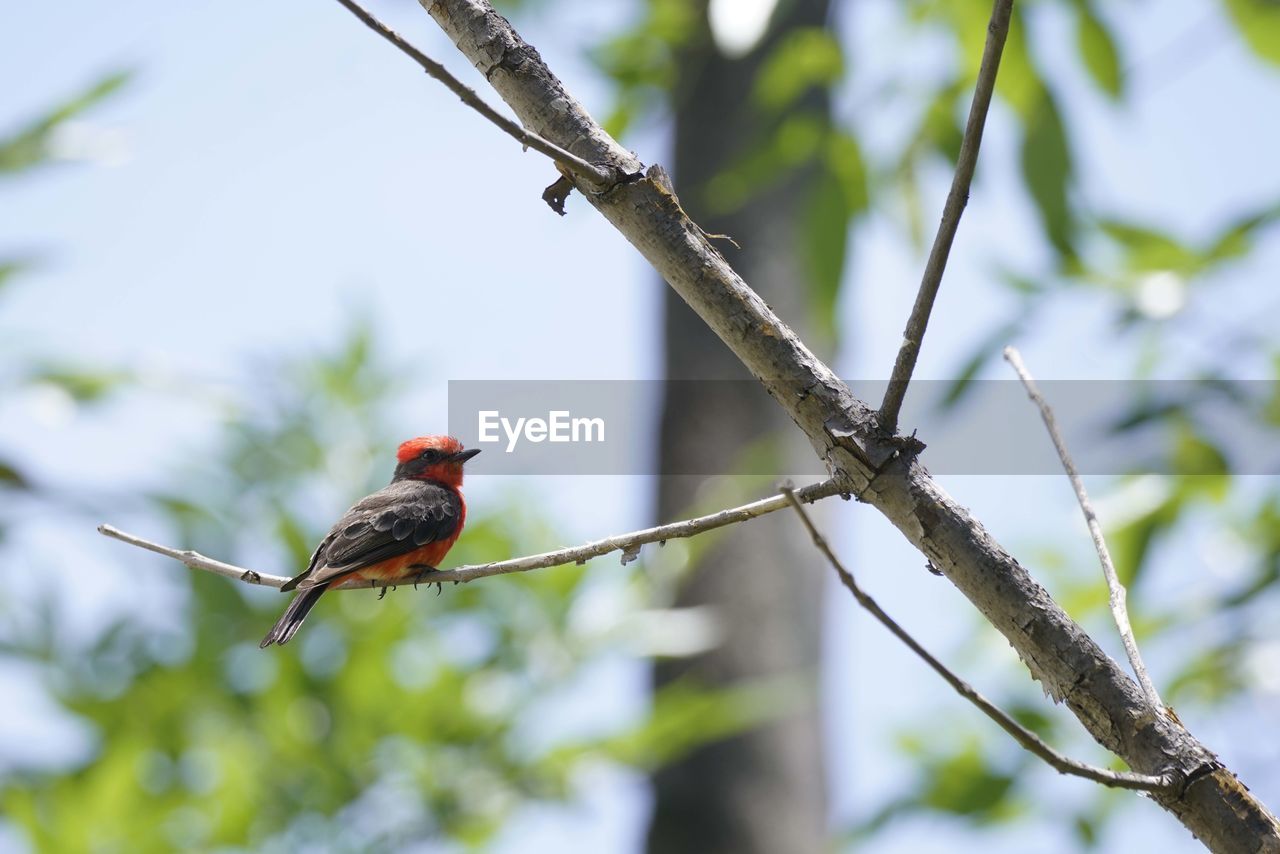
1003,346,1165,714
877,0,1015,434
780,487,1173,793
98,479,844,590
98,525,293,587
413,2,1278,845
331,0,611,189
314,0,1277,844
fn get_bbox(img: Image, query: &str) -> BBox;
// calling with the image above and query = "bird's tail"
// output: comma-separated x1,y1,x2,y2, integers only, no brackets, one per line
260,583,329,648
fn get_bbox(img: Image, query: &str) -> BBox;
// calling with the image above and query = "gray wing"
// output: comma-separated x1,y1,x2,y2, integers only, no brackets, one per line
280,480,461,591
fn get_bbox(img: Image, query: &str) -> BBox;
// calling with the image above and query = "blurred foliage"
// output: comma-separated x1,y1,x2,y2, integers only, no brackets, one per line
590,0,699,138
1073,0,1124,99
0,258,34,293
1223,0,1280,65
0,70,130,176
848,737,1027,843
0,327,779,851
0,67,773,852
2,0,1279,850
592,1,867,340
0,71,140,536
594,0,1280,848
751,28,845,111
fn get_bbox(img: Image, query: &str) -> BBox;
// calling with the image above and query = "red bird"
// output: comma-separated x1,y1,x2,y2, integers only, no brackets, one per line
260,435,480,648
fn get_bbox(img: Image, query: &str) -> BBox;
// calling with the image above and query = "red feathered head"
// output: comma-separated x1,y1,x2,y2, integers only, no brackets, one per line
392,435,479,487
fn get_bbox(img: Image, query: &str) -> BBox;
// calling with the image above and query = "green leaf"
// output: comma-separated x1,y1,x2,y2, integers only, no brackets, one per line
1098,221,1201,274
1265,352,1280,426
1171,423,1231,499
0,459,30,490
1075,1,1124,98
0,70,131,175
753,28,844,111
1074,813,1100,847
1166,643,1246,703
1107,397,1186,432
946,3,1042,119
802,131,867,340
1222,496,1280,607
1094,205,1279,283
148,492,215,529
703,111,827,214
918,744,1019,822
1223,0,1280,66
1006,703,1056,740
30,366,132,402
939,319,1023,410
999,270,1046,295
993,7,1044,120
0,258,36,293
1020,93,1075,259
1204,202,1280,263
589,0,698,136
920,80,966,164
1106,490,1181,588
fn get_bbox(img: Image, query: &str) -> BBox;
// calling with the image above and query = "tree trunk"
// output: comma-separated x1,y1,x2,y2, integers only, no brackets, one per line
648,2,836,852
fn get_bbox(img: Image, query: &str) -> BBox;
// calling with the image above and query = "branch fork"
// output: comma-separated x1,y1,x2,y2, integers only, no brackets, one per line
781,486,1174,794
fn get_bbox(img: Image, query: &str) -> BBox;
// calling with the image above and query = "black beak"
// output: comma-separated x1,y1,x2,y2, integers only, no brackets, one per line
451,448,481,464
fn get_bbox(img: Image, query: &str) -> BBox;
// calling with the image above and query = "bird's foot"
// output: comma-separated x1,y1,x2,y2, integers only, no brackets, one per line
408,565,438,589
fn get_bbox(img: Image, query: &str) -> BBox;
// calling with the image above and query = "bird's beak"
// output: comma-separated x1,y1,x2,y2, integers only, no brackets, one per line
451,448,481,464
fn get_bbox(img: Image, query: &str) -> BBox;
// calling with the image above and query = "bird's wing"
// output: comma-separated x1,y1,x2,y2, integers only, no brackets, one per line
280,480,462,591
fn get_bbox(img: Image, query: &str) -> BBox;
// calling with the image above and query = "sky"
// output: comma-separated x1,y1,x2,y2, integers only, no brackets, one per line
2,1,1278,852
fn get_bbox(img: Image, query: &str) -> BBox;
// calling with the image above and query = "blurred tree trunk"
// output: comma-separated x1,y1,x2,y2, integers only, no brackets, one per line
648,1,836,852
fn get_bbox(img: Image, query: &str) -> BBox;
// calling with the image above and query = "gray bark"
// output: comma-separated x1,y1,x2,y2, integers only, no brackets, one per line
648,2,834,852
422,1,1280,849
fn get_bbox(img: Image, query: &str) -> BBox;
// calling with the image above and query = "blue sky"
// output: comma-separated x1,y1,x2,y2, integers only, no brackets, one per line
3,1,1278,851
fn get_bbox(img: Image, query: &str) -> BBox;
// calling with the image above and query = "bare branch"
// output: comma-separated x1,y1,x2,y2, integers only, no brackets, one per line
331,0,612,189
99,479,844,590
878,0,1016,434
780,487,1173,793
322,1,1278,842
1003,346,1165,714
97,525,289,586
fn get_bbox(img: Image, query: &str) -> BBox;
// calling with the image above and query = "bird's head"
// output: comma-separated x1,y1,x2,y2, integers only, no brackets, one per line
392,435,480,488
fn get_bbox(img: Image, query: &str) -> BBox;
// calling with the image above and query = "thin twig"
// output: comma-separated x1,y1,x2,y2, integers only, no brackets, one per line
878,0,1016,434
99,479,844,590
331,0,612,189
779,487,1171,792
1002,346,1165,714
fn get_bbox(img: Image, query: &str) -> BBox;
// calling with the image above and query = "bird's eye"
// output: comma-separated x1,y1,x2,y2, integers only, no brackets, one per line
420,449,438,462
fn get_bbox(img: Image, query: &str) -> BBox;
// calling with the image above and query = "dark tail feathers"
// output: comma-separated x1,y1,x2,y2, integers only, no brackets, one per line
260,583,329,648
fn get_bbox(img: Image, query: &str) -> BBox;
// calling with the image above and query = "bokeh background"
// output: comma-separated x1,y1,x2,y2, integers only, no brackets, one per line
2,0,1279,851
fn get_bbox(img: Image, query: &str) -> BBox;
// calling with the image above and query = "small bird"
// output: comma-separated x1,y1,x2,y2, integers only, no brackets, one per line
260,435,479,648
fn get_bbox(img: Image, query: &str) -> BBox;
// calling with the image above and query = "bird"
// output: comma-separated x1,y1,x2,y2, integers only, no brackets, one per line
260,435,480,648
